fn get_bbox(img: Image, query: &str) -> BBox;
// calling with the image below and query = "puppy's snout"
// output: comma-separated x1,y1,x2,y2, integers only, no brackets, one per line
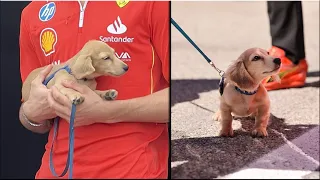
123,65,129,72
273,58,281,65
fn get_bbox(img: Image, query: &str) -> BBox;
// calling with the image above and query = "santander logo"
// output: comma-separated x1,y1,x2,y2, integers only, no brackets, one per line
107,16,127,35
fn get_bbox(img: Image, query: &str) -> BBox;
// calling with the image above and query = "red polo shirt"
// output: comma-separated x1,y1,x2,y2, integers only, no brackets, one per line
19,1,169,178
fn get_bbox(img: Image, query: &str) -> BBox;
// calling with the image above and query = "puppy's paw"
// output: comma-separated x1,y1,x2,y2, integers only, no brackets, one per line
104,89,118,100
251,128,268,138
219,128,234,137
67,92,84,105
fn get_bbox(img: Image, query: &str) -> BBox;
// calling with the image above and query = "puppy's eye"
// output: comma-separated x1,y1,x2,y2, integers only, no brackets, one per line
252,56,261,61
103,57,109,60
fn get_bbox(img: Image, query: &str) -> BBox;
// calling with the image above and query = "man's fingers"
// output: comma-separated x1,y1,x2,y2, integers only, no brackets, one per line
48,89,71,118
34,64,53,84
51,86,72,109
62,80,88,93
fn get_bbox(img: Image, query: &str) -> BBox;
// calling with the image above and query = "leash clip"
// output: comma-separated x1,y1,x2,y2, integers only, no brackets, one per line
217,69,225,77
209,61,225,77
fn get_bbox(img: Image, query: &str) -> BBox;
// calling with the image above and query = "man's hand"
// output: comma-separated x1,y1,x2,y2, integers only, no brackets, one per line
23,64,56,124
48,80,107,127
48,79,169,126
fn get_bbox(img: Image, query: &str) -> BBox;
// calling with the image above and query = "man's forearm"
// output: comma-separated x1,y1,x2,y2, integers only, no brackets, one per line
100,88,169,123
19,104,52,134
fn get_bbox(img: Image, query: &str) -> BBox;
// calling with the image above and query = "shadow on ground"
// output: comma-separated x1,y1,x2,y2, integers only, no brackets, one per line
171,79,220,107
171,114,319,179
171,71,320,107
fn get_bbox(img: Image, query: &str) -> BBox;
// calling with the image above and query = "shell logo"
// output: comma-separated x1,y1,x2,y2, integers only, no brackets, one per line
40,28,57,56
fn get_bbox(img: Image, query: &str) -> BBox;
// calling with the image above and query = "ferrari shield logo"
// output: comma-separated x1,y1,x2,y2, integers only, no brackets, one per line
116,0,129,8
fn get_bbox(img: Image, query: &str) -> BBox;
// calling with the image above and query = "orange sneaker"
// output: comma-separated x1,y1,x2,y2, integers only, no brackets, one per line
262,46,308,91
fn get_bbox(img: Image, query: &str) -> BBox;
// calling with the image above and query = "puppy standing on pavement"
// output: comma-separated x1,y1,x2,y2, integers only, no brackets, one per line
22,40,129,104
213,48,281,137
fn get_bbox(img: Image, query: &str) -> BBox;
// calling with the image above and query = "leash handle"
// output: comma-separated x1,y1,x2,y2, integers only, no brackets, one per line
49,117,69,177
171,18,225,77
49,104,76,179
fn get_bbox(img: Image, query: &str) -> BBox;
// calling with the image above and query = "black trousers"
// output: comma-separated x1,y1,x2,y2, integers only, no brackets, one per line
267,1,306,64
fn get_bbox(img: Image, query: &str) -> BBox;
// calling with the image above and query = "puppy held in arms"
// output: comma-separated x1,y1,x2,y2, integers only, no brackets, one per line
213,48,281,138
22,40,129,105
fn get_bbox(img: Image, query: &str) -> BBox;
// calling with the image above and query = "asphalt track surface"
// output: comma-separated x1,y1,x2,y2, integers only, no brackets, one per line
170,1,320,179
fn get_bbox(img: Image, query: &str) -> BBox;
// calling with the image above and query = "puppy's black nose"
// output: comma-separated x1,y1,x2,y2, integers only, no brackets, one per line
123,65,129,71
273,58,281,65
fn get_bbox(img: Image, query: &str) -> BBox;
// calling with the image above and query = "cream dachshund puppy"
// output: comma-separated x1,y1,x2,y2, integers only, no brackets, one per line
22,40,129,105
213,48,281,137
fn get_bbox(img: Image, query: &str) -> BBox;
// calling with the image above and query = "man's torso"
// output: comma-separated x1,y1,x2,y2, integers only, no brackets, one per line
21,1,168,178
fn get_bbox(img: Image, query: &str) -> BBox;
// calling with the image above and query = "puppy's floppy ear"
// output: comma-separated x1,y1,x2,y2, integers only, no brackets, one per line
72,55,95,79
225,58,255,89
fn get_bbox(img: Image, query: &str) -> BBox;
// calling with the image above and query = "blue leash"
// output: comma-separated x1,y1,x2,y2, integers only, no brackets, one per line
170,18,224,77
43,65,76,179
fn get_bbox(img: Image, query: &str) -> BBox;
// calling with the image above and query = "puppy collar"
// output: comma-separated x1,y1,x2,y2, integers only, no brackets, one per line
234,86,258,95
219,77,258,96
219,76,225,96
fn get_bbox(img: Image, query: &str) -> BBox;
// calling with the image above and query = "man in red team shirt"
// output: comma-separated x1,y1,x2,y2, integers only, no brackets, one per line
18,0,169,179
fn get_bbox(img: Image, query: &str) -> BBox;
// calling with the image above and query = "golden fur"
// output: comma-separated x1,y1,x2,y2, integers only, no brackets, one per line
22,40,128,105
213,48,281,137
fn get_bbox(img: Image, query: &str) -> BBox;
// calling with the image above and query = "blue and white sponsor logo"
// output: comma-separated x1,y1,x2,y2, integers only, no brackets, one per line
39,2,56,22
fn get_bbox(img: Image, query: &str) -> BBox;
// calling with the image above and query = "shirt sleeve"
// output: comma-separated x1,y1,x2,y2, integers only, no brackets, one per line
19,10,41,83
149,1,170,84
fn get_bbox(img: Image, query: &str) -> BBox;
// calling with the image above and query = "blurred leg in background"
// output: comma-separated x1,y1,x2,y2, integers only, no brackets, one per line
263,1,309,91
